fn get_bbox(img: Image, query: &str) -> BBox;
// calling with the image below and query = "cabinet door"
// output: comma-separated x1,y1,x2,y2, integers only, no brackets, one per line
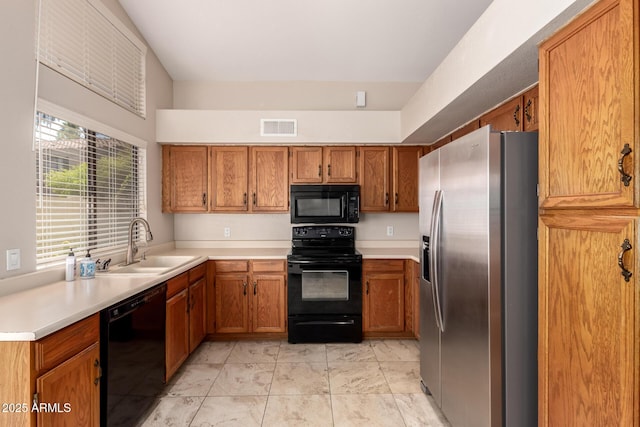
210,147,249,211
163,146,209,212
451,121,480,141
189,278,207,353
363,272,405,332
539,0,636,208
479,97,523,131
539,214,637,426
522,86,539,132
251,273,286,333
291,147,323,183
251,146,289,212
392,146,421,212
360,146,390,212
166,289,189,381
215,273,250,333
324,146,357,183
36,342,100,427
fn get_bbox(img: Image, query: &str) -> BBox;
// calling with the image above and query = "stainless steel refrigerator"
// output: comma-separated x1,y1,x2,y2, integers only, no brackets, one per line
419,125,537,427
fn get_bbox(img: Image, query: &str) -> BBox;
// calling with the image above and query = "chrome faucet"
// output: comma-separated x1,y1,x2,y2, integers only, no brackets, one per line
126,218,153,265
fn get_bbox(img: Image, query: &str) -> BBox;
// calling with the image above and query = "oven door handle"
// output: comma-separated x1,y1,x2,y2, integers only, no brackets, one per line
295,320,355,326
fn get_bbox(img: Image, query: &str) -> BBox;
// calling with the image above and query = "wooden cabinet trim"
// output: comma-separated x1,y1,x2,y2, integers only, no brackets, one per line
363,259,405,272
188,262,206,283
167,271,189,299
216,260,250,273
34,314,99,375
251,259,286,273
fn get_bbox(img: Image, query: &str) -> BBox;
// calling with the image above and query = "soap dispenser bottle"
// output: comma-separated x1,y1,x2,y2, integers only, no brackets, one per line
65,248,76,281
80,249,96,279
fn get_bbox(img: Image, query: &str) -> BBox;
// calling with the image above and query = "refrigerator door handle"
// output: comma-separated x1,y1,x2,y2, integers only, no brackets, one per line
430,190,445,332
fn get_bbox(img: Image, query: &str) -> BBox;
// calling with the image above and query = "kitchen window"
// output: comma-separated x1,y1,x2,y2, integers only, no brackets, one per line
35,109,146,268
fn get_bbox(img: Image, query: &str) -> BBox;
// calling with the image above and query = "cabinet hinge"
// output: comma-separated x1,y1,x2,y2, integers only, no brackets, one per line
536,183,539,197
536,227,539,241
33,393,39,407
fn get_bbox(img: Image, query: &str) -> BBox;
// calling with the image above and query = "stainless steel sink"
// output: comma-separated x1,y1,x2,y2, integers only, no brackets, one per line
106,255,196,275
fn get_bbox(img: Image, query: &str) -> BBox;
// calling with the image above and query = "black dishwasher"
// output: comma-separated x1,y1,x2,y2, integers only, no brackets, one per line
100,283,166,427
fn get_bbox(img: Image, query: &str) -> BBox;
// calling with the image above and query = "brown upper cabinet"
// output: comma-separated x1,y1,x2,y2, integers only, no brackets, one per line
392,146,422,212
432,84,539,150
480,97,523,131
250,146,289,211
162,145,209,212
479,87,539,133
451,121,480,141
538,0,637,209
359,146,421,212
210,146,249,211
522,86,539,132
359,146,391,211
163,145,289,213
290,146,358,184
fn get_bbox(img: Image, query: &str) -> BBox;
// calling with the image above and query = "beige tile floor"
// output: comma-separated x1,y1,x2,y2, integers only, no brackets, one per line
138,339,450,426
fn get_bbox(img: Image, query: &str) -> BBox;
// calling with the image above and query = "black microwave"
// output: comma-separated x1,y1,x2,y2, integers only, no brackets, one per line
290,184,360,224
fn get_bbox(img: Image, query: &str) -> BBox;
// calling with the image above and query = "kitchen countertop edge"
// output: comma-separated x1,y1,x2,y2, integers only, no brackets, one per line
0,247,418,342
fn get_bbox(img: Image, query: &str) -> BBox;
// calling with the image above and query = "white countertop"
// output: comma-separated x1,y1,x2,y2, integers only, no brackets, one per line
0,246,418,342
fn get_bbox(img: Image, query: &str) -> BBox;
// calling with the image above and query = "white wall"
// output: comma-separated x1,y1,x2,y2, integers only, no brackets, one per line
174,213,418,247
157,110,401,144
0,0,173,281
174,81,421,111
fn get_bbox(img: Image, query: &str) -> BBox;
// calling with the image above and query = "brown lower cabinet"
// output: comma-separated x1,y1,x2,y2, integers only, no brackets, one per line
0,314,101,427
214,260,287,335
165,262,207,381
362,259,406,333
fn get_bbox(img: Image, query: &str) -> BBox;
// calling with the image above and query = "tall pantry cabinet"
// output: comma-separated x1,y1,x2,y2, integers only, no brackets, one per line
537,0,640,425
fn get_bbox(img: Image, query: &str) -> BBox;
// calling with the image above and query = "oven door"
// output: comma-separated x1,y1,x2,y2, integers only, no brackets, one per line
287,259,362,315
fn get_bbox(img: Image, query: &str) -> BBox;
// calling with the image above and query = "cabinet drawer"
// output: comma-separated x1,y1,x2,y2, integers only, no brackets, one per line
35,313,99,375
252,260,285,273
167,272,189,298
189,262,206,283
216,260,249,273
363,259,405,272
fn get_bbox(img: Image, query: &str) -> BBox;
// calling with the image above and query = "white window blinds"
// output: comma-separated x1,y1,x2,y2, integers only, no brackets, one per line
35,111,146,268
37,0,147,117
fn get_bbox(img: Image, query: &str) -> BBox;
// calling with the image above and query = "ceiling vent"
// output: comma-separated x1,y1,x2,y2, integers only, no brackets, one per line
261,119,297,137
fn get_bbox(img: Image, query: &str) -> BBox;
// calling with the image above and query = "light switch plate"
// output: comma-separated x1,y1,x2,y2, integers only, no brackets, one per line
6,249,20,271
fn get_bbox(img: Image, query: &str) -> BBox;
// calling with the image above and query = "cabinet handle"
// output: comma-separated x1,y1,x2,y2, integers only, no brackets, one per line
618,144,632,187
253,281,257,295
318,165,322,177
618,239,633,282
395,192,399,205
94,359,102,385
513,104,520,126
202,193,207,207
242,281,247,296
253,193,257,206
243,193,247,205
385,193,389,205
366,281,369,295
524,99,532,123
328,164,331,176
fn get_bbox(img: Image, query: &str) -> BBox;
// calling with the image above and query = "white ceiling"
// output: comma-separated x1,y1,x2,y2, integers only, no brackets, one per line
119,0,493,83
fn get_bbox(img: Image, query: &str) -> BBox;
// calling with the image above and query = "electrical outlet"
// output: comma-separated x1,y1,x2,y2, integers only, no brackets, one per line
224,227,231,238
6,249,20,271
386,226,394,236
